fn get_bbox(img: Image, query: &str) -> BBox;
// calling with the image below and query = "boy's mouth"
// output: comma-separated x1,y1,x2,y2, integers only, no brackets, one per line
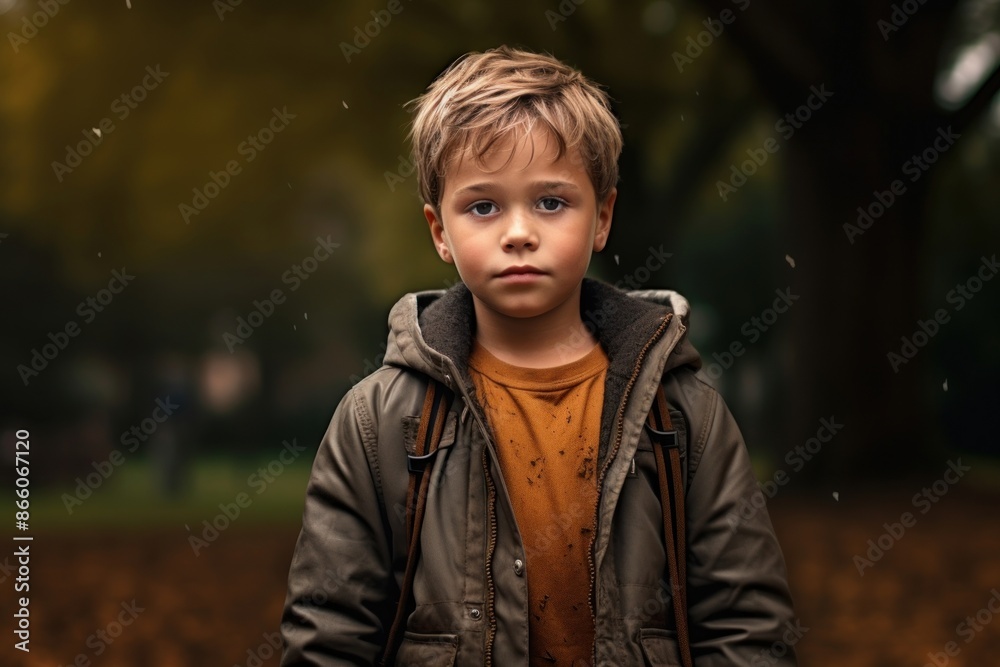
497,265,545,277
496,265,547,284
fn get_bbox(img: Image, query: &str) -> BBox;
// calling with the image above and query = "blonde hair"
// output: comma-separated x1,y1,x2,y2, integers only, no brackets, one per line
405,46,622,211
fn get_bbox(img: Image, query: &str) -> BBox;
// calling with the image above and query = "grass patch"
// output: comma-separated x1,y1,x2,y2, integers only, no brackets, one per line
32,455,313,529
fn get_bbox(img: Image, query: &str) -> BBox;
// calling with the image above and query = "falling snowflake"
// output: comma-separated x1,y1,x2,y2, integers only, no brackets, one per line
614,254,620,265
97,252,102,257
785,254,796,268
93,127,102,138
304,313,308,320
342,101,349,109
943,379,948,391
832,491,839,502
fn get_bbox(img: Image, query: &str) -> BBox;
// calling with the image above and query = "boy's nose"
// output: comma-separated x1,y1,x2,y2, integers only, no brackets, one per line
502,212,538,250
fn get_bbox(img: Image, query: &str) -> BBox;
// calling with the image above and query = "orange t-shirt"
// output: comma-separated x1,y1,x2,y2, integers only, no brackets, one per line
468,339,609,666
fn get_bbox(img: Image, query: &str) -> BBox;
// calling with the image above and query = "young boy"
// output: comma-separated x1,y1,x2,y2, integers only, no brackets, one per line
280,46,797,666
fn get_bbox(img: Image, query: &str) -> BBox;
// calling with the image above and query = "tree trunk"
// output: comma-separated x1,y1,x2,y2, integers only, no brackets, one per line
783,122,932,487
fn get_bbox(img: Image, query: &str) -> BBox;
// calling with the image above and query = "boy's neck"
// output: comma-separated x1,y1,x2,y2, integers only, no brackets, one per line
471,286,599,369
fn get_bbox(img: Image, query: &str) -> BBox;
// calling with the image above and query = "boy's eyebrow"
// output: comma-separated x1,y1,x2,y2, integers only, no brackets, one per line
532,180,580,192
453,180,581,196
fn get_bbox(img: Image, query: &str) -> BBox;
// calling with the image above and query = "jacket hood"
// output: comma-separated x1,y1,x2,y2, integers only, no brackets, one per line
382,277,701,393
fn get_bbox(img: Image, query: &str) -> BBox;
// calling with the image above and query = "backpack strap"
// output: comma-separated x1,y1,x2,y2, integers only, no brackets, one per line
645,384,693,667
380,379,452,667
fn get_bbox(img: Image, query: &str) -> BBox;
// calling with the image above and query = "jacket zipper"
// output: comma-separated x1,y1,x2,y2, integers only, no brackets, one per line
439,372,502,665
468,387,530,665
481,442,498,666
587,313,673,665
463,392,502,666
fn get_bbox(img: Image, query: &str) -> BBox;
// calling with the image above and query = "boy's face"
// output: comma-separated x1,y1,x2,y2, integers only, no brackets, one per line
424,126,615,322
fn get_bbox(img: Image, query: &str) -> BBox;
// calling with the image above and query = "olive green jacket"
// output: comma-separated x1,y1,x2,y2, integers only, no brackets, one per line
281,278,798,666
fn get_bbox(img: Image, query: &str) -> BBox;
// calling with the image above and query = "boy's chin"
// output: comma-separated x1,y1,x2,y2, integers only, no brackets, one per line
473,293,566,321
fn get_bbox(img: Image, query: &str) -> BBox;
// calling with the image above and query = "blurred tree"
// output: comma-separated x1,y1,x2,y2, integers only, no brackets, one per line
686,0,1000,480
1,0,997,480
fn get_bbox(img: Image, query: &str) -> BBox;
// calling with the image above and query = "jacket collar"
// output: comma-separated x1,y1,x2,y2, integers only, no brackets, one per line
384,278,702,456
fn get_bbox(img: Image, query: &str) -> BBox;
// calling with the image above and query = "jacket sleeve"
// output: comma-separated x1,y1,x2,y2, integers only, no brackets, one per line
281,385,396,666
684,385,800,666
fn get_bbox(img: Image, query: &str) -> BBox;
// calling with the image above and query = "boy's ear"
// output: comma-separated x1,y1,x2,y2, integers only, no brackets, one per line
424,203,454,264
593,187,617,252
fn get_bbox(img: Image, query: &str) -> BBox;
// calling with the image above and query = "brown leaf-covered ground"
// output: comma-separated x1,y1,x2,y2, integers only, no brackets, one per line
3,486,998,666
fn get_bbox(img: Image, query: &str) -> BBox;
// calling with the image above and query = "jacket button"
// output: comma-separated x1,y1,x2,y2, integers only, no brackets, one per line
470,608,481,619
513,559,524,576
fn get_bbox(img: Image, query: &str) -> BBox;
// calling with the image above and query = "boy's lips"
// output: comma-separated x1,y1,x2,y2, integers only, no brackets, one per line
496,266,546,283
497,265,545,277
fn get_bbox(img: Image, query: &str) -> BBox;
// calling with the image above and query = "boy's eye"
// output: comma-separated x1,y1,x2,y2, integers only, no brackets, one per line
470,202,498,216
539,197,564,212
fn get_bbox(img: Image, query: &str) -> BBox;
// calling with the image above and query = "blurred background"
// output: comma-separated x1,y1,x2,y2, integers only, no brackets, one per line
1,0,999,665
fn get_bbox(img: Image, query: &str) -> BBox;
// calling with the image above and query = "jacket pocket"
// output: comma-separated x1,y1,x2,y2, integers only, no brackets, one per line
395,631,459,667
638,627,681,666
